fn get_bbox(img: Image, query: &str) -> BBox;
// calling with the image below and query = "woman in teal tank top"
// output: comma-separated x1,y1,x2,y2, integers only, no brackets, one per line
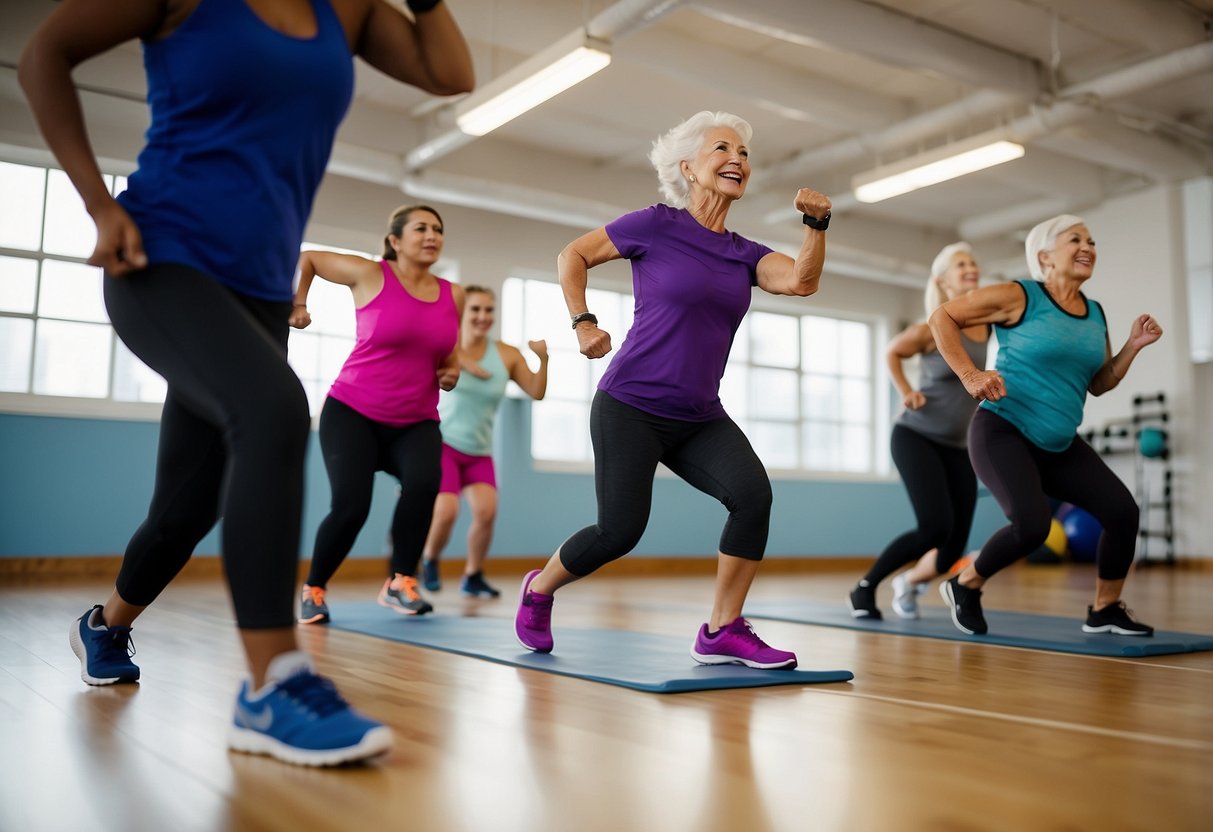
420,286,549,598
928,215,1163,638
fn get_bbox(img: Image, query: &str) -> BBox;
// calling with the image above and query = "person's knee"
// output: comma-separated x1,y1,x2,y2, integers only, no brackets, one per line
471,502,497,527
1011,512,1052,550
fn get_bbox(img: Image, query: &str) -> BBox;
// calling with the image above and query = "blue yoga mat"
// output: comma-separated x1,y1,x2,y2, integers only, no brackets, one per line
327,603,854,693
746,601,1213,657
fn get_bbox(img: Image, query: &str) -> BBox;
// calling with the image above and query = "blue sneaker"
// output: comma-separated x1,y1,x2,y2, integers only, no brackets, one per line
422,559,442,592
460,571,501,598
228,651,393,767
69,605,139,685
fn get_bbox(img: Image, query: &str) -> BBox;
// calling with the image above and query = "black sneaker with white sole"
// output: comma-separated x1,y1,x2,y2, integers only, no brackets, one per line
940,576,987,635
848,581,882,620
1083,601,1154,636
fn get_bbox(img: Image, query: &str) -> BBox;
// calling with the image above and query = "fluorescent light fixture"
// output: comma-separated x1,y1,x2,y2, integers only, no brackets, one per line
455,29,611,137
852,135,1025,203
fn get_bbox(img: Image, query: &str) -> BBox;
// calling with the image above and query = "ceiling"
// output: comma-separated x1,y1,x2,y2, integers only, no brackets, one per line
2,0,1212,287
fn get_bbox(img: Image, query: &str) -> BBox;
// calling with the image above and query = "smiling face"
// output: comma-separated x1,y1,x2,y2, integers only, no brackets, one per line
463,290,495,337
681,127,750,202
938,251,981,300
390,209,444,266
1040,223,1096,280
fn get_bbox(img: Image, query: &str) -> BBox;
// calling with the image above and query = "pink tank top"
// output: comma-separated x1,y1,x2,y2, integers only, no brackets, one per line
327,261,459,426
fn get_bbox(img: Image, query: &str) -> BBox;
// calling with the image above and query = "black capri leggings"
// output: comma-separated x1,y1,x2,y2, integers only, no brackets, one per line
305,396,442,586
104,263,309,630
558,391,772,576
863,425,977,586
968,408,1139,581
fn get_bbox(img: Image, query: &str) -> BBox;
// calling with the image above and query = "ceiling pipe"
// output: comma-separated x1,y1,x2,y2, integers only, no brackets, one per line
404,0,686,171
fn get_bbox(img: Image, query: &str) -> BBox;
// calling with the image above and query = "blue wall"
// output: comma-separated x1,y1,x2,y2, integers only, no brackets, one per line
0,405,1004,559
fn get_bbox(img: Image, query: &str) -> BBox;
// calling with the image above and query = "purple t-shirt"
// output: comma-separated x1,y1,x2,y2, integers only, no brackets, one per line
598,204,773,421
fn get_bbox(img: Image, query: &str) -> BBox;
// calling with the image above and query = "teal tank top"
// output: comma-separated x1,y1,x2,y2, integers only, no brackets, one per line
981,280,1107,452
439,341,509,455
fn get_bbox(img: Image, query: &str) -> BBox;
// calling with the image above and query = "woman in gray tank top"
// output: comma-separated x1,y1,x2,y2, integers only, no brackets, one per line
849,243,989,619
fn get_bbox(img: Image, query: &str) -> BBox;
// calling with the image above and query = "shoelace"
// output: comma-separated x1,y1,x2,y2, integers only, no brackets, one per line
731,619,770,648
392,575,421,602
303,586,326,605
101,628,136,661
524,592,552,629
278,672,349,718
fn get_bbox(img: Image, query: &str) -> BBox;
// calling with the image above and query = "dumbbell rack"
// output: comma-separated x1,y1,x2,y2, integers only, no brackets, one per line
1082,392,1175,564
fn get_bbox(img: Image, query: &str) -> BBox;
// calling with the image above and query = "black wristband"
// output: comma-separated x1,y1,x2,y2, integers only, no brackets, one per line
570,311,598,329
406,0,442,13
802,211,831,231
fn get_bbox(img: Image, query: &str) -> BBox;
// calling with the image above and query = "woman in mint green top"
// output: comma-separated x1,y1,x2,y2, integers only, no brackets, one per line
421,286,549,597
928,215,1163,638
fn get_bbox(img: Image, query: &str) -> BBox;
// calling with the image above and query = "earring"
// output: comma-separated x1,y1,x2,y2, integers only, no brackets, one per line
689,175,696,183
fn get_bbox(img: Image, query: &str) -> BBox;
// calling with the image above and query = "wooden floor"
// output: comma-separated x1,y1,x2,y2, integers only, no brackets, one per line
1,561,1210,832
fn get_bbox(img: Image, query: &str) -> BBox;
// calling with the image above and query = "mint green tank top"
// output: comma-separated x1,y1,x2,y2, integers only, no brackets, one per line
981,280,1107,452
438,341,509,456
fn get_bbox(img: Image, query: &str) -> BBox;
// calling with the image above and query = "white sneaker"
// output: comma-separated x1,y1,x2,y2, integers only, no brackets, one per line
891,573,928,619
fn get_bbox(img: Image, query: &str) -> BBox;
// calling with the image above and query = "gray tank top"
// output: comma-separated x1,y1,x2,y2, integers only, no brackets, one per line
896,330,989,448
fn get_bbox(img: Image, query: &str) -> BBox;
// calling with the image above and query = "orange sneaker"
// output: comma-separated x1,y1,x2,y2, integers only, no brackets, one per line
376,574,433,615
298,585,330,625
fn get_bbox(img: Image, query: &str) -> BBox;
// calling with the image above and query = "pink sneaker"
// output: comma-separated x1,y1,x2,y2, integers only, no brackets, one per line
691,617,797,670
515,569,554,653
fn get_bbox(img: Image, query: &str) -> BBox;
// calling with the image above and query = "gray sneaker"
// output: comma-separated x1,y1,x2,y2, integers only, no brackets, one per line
891,572,928,620
298,585,330,625
377,575,433,615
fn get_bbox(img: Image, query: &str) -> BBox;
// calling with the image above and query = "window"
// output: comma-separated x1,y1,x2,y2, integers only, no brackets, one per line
501,275,883,475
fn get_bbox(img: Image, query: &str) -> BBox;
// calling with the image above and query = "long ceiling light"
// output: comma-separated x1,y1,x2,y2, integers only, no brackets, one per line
852,133,1024,203
455,29,611,137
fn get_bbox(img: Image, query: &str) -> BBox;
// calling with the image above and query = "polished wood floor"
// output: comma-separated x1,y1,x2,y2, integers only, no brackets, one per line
1,561,1210,832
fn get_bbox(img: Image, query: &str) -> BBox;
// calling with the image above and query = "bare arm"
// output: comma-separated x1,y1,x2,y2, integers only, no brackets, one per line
755,188,832,296
18,0,163,275
347,0,474,96
436,283,466,391
504,341,549,400
928,282,1025,401
557,227,622,360
1088,314,1163,396
290,251,382,327
887,323,934,410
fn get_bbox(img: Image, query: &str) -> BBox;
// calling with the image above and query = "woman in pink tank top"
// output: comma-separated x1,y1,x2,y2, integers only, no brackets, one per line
290,205,463,622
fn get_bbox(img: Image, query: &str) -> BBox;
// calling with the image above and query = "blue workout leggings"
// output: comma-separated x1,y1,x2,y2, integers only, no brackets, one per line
967,408,1139,581
105,263,308,630
558,391,772,576
863,424,977,586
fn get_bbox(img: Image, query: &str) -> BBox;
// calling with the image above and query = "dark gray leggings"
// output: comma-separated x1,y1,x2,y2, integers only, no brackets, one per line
558,391,772,576
968,408,1139,581
105,263,308,630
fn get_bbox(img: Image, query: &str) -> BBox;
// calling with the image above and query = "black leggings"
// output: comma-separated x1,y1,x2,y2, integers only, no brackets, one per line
968,408,1138,581
863,425,977,586
306,397,442,586
105,263,308,630
558,391,772,576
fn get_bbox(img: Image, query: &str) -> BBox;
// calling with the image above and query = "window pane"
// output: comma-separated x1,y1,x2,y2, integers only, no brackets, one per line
730,316,749,362
0,162,45,251
840,378,870,423
524,280,570,342
112,338,166,402
38,259,107,322
802,420,839,470
531,400,589,462
318,334,354,383
546,350,589,401
587,287,631,340
501,277,524,345
33,319,112,397
720,362,748,419
0,255,39,313
749,421,798,469
301,276,355,336
802,373,839,420
801,315,839,374
749,367,798,420
112,175,128,197
839,424,871,472
750,311,799,368
42,170,101,258
0,317,34,392
838,320,871,378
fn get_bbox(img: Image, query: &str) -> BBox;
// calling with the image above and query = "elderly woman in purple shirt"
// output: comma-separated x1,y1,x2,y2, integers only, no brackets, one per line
513,110,832,669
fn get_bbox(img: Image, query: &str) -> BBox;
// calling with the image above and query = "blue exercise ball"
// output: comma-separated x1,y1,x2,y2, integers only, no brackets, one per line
1061,506,1102,563
1139,427,1166,458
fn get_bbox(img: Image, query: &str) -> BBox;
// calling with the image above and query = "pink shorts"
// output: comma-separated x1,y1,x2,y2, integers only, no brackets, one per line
439,443,497,494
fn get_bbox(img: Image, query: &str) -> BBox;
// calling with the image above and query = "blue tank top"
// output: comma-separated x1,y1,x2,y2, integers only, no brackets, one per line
438,342,509,456
117,0,353,301
981,280,1108,452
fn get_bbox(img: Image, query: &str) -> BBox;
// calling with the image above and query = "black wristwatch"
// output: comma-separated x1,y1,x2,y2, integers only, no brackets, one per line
570,311,598,329
802,211,831,231
406,0,443,13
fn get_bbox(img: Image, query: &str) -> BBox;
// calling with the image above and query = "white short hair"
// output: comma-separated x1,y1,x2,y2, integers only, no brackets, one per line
648,111,753,209
1025,214,1085,281
925,242,973,317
